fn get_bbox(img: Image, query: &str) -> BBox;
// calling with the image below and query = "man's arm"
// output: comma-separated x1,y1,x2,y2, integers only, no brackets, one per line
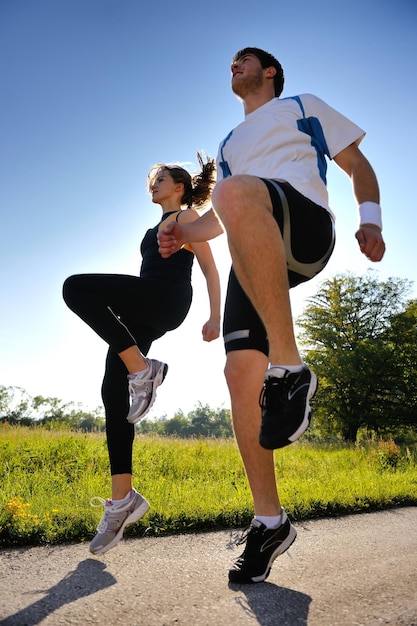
158,208,224,258
333,143,386,262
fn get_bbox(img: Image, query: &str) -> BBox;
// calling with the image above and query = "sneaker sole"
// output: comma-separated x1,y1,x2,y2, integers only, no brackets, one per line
89,498,150,555
287,370,318,443
127,363,168,424
229,523,297,584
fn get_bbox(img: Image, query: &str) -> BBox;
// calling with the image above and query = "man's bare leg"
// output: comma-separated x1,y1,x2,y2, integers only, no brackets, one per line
215,175,315,452
225,349,298,584
212,175,301,367
225,349,281,515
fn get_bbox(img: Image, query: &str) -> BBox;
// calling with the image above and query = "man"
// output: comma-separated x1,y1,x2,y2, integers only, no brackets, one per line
158,47,385,584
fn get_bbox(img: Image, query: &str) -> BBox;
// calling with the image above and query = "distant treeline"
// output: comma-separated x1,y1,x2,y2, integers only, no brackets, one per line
0,385,233,438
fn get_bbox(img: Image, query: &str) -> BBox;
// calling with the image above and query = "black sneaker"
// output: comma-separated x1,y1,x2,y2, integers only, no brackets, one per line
228,510,297,584
259,365,317,450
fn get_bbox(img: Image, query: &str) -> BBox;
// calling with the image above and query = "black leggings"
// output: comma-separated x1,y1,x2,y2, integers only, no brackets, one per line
63,274,192,474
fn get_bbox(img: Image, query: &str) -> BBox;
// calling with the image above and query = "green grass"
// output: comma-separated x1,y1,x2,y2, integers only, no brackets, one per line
1,424,416,548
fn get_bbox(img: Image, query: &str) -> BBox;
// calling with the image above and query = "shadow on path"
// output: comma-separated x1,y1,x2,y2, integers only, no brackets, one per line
229,581,311,626
0,558,116,626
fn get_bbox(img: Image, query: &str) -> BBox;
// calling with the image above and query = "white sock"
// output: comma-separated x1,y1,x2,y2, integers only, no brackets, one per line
128,363,150,380
268,363,304,378
111,490,133,506
255,514,282,529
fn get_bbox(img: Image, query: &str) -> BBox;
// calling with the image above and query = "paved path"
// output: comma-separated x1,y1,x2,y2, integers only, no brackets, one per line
0,507,416,626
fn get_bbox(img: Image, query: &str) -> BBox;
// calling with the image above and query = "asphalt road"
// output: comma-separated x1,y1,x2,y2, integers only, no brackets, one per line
0,507,416,626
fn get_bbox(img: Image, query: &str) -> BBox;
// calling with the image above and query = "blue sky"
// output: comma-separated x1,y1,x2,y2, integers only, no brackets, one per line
1,0,416,417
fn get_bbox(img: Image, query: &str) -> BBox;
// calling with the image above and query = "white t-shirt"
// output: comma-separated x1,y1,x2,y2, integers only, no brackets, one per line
216,94,365,213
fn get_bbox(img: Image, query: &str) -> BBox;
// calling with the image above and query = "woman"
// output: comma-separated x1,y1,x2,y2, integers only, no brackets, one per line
63,153,220,554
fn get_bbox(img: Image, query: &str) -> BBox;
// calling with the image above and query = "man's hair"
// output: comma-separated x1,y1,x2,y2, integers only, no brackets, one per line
233,47,284,97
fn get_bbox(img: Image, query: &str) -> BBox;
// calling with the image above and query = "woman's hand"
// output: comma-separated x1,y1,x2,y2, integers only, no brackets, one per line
202,319,220,342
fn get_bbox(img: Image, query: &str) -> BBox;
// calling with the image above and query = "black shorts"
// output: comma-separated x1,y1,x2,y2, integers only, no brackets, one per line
223,178,335,355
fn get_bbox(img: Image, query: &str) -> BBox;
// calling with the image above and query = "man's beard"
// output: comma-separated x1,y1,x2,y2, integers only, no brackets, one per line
231,68,264,99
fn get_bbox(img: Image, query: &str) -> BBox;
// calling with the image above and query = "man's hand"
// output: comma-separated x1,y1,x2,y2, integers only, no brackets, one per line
157,222,185,258
355,224,386,262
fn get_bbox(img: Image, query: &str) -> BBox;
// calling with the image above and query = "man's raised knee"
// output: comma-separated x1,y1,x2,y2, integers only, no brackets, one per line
212,177,248,221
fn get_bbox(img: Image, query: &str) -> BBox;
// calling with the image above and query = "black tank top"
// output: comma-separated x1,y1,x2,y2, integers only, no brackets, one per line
139,212,194,284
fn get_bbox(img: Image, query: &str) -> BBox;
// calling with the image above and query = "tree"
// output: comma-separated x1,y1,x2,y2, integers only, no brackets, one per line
32,395,72,424
32,395,105,431
163,414,192,437
137,403,233,438
0,386,33,425
184,403,232,438
383,299,417,431
297,272,416,442
0,387,105,431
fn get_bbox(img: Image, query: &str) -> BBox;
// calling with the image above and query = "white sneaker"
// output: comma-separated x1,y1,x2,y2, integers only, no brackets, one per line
89,489,150,555
126,358,168,423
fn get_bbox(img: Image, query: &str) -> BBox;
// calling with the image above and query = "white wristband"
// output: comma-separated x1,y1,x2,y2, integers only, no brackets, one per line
359,202,382,230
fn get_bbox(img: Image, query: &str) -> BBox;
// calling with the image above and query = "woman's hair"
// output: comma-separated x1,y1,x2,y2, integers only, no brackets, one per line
233,47,284,97
147,152,216,209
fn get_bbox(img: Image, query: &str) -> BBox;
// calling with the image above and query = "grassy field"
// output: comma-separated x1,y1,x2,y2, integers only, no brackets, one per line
0,424,416,548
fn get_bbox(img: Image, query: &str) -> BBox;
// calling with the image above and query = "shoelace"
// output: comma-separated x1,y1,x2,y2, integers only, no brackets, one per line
89,497,115,533
227,523,257,550
90,496,111,509
259,377,289,409
128,377,154,400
